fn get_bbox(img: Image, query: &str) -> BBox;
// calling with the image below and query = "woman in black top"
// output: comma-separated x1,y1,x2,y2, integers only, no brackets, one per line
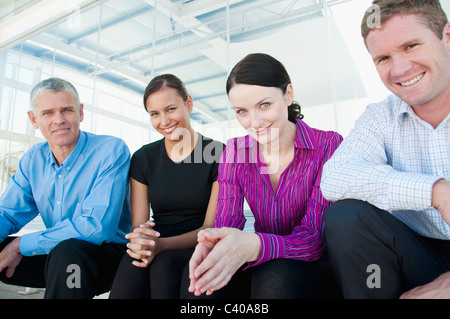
109,74,223,298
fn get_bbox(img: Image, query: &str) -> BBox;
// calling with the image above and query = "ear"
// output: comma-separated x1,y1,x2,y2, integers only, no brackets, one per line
27,111,39,129
285,83,294,106
186,95,194,114
444,23,450,51
79,103,84,122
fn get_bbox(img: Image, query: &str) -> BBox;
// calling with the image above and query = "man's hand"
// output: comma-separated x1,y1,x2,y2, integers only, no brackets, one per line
400,272,450,299
432,179,450,226
0,237,23,278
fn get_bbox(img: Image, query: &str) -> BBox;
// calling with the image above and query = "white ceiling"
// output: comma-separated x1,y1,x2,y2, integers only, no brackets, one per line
0,0,363,124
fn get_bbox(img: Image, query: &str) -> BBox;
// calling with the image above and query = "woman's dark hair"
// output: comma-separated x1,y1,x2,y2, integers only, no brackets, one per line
143,74,189,112
226,53,304,123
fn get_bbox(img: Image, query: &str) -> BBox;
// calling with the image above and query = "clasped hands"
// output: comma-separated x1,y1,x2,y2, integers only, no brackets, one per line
188,227,261,296
126,220,160,267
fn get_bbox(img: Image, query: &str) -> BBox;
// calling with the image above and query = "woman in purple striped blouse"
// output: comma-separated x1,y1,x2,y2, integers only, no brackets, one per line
186,53,343,299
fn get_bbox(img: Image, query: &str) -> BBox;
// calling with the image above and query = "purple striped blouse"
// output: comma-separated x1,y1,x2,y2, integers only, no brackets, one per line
214,119,342,268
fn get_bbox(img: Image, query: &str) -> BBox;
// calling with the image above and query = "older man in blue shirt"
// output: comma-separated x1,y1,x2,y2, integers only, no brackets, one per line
0,78,131,298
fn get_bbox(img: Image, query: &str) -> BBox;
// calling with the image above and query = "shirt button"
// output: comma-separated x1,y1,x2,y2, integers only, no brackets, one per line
32,252,36,255
57,201,61,205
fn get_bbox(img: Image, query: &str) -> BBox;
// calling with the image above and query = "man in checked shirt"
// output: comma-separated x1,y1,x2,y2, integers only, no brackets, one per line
320,0,450,299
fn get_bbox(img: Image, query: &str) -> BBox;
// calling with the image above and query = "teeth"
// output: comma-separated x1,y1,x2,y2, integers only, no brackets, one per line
163,126,176,134
253,125,272,135
54,129,69,133
400,74,423,87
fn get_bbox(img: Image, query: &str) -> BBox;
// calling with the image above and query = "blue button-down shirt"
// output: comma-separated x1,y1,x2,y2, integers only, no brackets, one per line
321,95,450,240
0,131,131,256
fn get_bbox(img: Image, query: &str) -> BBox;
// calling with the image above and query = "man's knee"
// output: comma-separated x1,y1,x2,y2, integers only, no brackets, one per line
48,239,93,264
325,199,372,230
45,239,102,281
44,239,110,298
323,199,383,251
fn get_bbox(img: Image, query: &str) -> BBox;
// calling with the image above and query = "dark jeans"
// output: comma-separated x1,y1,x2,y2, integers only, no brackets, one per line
324,199,450,298
0,237,126,299
180,257,341,299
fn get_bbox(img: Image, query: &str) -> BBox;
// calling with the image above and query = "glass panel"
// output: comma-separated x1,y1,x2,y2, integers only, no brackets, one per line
10,89,29,134
5,63,14,79
98,91,122,114
0,87,12,131
0,0,449,196
0,140,28,193
17,65,33,85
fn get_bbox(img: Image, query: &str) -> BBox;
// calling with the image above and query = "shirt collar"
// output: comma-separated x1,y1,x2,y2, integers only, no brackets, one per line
396,98,450,129
293,119,319,150
397,99,416,120
48,131,87,169
235,119,319,151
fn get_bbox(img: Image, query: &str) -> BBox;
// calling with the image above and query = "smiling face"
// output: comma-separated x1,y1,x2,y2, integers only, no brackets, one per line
28,90,83,157
145,87,193,141
367,14,450,112
229,83,294,145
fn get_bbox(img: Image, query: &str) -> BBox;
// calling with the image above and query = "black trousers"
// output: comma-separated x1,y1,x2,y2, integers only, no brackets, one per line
109,249,194,299
180,257,341,299
324,199,450,298
110,248,341,299
0,237,126,299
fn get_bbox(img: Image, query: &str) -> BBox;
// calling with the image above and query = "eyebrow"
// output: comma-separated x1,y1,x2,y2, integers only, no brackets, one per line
255,96,272,106
371,52,385,63
372,38,422,62
148,103,177,112
232,96,273,110
39,106,76,113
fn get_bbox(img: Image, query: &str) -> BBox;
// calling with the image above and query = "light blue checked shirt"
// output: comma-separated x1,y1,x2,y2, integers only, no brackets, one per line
321,95,450,240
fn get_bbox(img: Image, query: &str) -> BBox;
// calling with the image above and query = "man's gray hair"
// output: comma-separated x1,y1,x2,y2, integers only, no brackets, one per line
30,78,80,111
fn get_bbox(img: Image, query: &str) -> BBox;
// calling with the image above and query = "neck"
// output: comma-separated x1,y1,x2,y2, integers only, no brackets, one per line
165,128,198,161
50,132,80,166
52,146,74,166
259,121,296,156
412,92,450,129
